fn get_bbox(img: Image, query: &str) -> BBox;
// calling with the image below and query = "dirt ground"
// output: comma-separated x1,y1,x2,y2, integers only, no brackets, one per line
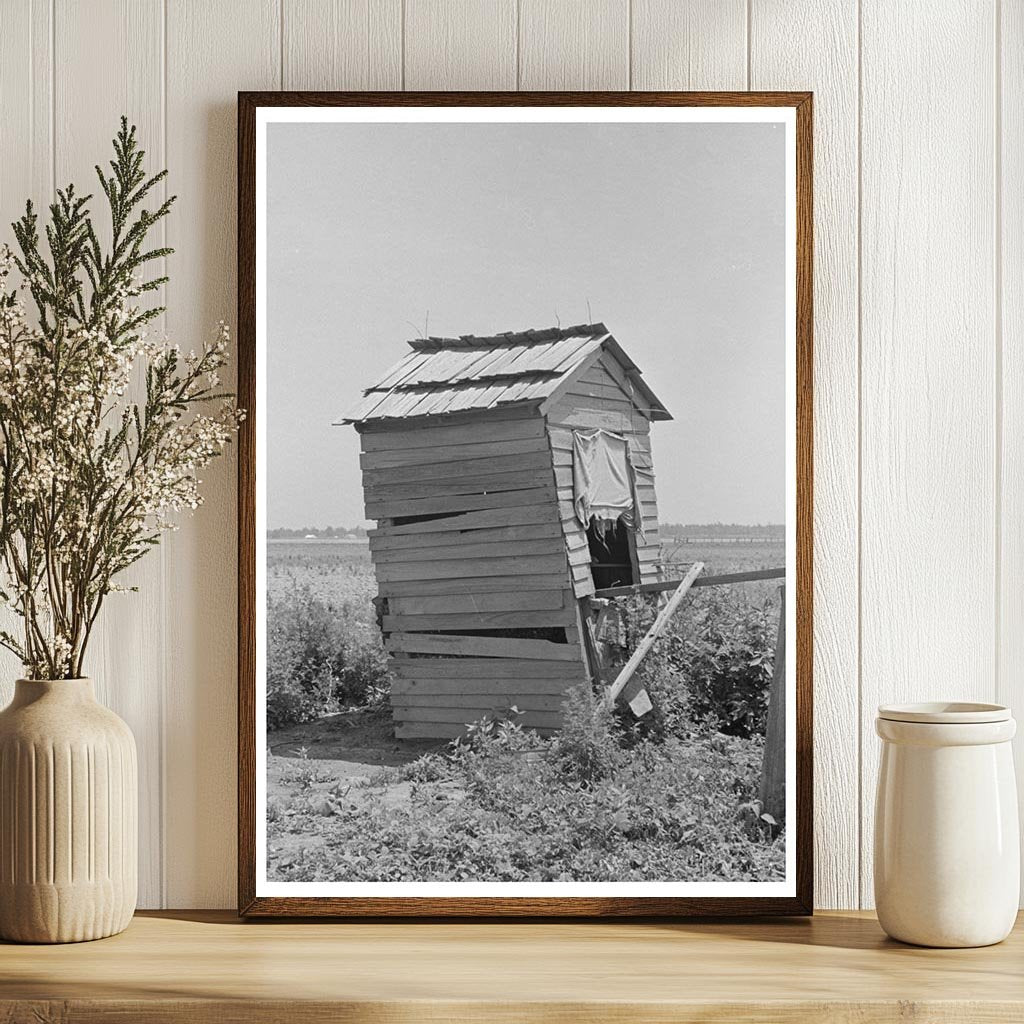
269,705,442,768
266,707,452,875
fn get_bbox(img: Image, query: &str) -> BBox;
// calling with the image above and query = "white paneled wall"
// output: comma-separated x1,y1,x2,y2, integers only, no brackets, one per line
0,0,1017,910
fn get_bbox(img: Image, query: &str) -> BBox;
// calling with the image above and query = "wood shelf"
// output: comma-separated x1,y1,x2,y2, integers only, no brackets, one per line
2,910,1022,1022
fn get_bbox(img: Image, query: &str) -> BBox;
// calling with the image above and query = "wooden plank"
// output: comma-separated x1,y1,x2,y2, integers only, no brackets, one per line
54,0,165,911
519,0,629,90
392,694,567,712
578,363,625,389
386,633,583,662
752,0,859,909
547,427,575,451
403,0,516,89
607,563,704,704
859,0,996,909
373,537,566,564
362,438,552,473
567,546,591,567
379,574,571,597
631,0,747,90
1001,0,1024,908
0,0,50,221
365,468,552,501
370,522,564,552
561,394,637,418
389,657,582,680
547,409,634,433
759,588,787,821
395,721,475,740
392,678,575,697
360,414,543,453
382,607,576,632
375,553,568,583
11,908,1024,1008
565,380,629,403
389,591,564,616
372,505,559,537
362,448,551,484
594,568,786,599
283,0,401,89
366,486,555,520
594,351,635,395
0,0,48,706
164,0,280,909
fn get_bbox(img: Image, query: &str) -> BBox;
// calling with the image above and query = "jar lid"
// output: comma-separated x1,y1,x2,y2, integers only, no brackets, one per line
877,702,1011,724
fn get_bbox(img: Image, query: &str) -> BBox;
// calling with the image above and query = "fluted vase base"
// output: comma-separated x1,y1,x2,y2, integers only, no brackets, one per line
0,678,138,944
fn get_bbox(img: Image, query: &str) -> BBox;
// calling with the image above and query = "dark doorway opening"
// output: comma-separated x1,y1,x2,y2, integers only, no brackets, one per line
586,517,636,590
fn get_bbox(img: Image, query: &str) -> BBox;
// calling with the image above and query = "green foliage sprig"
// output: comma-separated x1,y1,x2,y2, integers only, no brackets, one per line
0,118,241,679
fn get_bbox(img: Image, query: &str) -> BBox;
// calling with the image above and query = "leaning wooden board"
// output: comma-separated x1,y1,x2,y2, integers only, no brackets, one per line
385,633,582,662
4,911,1021,1022
381,607,577,631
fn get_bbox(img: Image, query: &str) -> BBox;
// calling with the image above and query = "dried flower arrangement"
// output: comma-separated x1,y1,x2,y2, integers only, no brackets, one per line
0,118,241,679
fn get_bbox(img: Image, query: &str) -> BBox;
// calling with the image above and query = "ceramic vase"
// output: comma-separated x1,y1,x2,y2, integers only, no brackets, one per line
0,678,137,943
874,701,1019,948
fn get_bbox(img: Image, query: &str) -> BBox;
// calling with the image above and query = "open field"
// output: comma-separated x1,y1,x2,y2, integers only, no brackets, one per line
267,535,784,608
265,535,786,884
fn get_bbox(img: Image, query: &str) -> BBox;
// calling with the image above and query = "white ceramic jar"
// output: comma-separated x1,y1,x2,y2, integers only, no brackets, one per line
874,702,1019,947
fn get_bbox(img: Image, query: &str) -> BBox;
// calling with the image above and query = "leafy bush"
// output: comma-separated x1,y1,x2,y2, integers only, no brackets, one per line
552,685,622,784
665,588,778,737
621,587,778,738
267,583,390,729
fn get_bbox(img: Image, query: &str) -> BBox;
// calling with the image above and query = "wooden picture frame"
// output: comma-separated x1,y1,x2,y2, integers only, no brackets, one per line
238,91,813,917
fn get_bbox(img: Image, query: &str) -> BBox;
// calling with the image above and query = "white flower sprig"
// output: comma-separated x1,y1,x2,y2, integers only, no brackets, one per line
0,119,241,679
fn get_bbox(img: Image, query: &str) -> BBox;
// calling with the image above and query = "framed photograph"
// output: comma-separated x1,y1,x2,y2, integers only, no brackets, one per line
238,91,812,917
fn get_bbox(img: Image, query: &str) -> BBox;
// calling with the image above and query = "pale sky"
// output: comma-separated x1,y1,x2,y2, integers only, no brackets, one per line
266,119,786,529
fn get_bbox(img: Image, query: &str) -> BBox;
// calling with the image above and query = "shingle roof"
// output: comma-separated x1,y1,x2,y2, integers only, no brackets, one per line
338,323,671,423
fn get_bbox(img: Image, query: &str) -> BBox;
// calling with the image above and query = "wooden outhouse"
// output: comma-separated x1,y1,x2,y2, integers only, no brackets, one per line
341,324,671,738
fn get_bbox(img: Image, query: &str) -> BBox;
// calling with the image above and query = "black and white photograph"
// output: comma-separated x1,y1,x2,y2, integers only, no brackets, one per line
247,100,807,911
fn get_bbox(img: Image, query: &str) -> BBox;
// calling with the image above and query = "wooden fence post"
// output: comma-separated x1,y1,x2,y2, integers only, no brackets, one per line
605,562,704,707
759,586,786,822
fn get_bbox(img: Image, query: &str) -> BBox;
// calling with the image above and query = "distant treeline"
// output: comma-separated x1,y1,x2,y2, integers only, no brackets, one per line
268,525,368,539
660,522,785,541
268,522,783,541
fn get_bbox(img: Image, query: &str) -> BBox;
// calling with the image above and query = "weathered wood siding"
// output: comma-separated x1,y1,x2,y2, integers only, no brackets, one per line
359,410,587,738
545,352,664,598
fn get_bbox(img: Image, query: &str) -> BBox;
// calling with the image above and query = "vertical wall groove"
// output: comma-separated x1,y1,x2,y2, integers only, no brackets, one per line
49,0,55,198
994,0,1003,708
745,0,751,89
516,0,521,89
855,0,864,909
159,0,170,910
627,0,633,90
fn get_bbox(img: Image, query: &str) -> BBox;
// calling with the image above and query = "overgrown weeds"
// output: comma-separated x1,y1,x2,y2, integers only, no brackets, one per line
268,582,390,729
269,681,784,884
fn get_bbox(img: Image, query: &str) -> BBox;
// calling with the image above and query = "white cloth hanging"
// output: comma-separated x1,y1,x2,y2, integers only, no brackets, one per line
571,428,644,541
